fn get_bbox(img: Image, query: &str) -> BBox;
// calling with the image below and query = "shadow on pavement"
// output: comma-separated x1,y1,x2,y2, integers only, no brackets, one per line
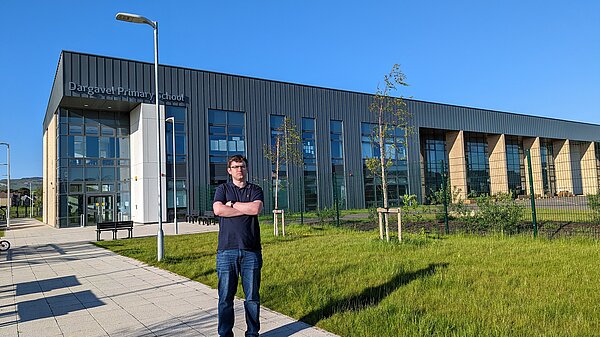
16,275,80,295
15,290,104,322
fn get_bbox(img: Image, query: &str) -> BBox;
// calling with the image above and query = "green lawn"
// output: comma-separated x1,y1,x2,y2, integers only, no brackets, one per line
95,224,600,336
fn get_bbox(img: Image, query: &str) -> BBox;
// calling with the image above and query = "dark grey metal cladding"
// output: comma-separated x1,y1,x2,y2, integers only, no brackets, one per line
409,100,600,141
46,50,600,212
63,52,154,105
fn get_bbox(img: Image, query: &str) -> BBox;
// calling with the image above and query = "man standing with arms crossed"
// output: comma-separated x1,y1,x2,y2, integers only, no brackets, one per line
213,155,264,337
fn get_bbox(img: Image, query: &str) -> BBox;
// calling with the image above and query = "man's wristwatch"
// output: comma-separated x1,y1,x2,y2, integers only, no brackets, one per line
230,201,235,207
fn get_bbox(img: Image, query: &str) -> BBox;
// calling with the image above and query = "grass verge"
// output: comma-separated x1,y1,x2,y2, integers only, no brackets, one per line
95,224,600,336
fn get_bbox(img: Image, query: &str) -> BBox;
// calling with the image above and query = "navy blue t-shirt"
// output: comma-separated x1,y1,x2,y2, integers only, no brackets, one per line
213,182,264,251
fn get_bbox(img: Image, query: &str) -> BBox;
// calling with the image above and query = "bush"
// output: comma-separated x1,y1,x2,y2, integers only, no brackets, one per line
316,207,336,226
401,194,423,224
368,207,378,226
587,193,600,224
475,192,525,235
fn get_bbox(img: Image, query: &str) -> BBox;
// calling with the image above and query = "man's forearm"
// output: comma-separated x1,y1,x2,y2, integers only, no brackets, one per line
213,202,245,217
233,201,263,216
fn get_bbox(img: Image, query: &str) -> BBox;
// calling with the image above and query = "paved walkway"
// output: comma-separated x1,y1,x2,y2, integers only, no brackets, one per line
0,219,337,337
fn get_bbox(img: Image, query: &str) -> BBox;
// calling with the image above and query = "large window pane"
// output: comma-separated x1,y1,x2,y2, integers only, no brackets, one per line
68,110,83,124
69,125,83,135
60,136,69,158
99,137,115,158
269,115,288,209
72,136,85,158
165,105,188,221
101,125,115,136
331,141,343,158
506,136,525,196
117,137,129,158
85,125,99,135
166,106,186,120
68,167,84,181
465,133,490,196
331,120,346,209
208,109,245,210
101,167,116,182
302,117,318,210
209,110,226,124
85,167,100,181
86,136,99,157
228,111,245,126
175,135,186,154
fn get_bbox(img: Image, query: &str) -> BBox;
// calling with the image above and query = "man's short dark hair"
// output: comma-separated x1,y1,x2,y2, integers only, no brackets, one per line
228,155,248,168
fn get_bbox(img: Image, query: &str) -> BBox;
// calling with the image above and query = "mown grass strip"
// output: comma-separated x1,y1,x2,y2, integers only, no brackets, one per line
96,224,600,337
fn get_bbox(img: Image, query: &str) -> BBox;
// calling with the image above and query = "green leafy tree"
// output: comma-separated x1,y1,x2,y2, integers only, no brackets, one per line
263,117,302,210
365,64,412,237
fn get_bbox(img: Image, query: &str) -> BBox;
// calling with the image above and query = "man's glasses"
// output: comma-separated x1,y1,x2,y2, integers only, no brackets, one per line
229,165,247,170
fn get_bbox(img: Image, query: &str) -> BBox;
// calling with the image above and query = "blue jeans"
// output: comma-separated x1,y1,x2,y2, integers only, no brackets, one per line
216,249,262,337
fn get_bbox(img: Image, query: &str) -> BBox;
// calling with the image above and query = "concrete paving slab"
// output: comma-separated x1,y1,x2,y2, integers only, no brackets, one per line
1,218,339,337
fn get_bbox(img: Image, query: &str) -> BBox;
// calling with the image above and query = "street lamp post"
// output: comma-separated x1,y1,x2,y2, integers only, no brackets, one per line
165,117,178,234
0,142,10,229
116,12,164,261
29,182,33,219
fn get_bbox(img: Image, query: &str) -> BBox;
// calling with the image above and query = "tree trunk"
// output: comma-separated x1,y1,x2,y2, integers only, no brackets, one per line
274,138,281,236
378,110,390,240
274,137,280,210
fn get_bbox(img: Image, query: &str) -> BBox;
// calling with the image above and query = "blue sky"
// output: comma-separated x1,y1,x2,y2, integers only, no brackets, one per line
1,0,599,179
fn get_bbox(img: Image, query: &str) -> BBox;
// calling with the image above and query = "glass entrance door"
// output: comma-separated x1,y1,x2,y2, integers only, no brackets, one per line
86,195,114,226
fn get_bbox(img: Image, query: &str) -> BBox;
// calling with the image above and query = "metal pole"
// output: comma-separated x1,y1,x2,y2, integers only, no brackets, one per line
526,149,537,238
7,144,9,228
405,134,411,196
7,145,9,228
166,117,177,234
441,160,449,235
333,171,340,226
0,143,10,228
30,182,33,219
116,13,164,260
300,177,304,226
154,22,164,260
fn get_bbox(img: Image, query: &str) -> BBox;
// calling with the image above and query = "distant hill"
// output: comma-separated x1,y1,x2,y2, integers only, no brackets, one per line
0,177,42,191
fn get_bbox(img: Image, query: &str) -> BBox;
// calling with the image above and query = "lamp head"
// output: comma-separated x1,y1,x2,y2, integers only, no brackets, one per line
116,12,156,28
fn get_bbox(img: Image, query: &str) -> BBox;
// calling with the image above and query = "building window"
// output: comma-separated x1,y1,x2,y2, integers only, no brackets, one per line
166,106,188,221
331,120,347,209
208,109,245,209
361,123,408,207
540,139,556,196
464,133,490,196
56,108,130,228
420,129,447,201
302,117,318,210
596,142,600,190
269,115,288,209
505,136,525,196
